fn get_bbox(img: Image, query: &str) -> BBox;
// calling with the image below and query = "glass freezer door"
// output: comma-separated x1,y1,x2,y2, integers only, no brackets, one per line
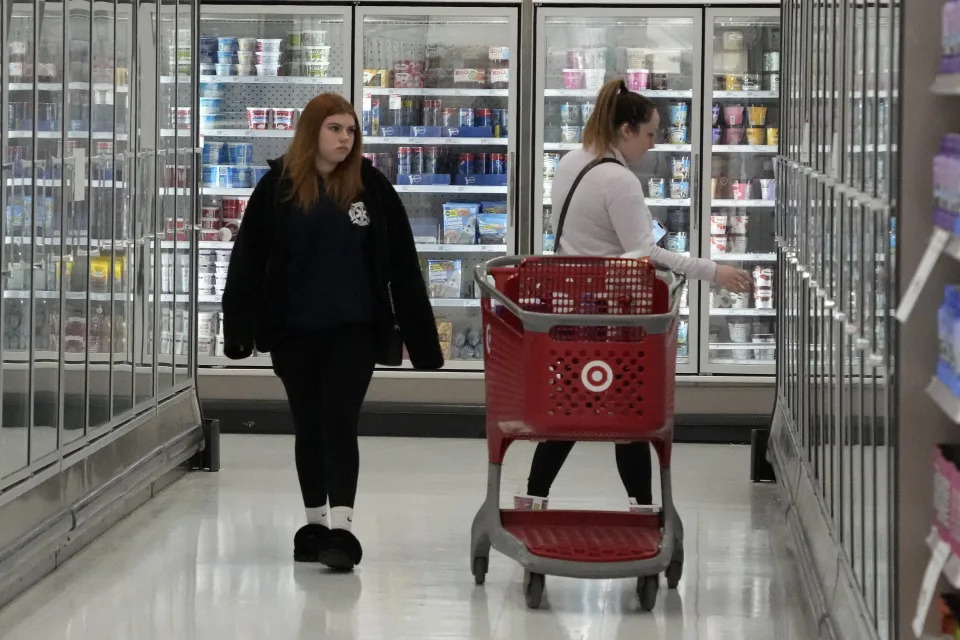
356,7,519,371
700,8,779,374
533,8,702,374
187,5,352,368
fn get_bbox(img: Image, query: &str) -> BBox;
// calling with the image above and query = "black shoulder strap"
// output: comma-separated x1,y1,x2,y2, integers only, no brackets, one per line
553,157,622,253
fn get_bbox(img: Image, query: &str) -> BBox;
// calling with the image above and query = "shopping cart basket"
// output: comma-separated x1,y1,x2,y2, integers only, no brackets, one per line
469,255,685,611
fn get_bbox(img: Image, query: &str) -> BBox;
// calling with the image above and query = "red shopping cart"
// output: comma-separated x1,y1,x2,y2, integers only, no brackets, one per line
470,256,685,611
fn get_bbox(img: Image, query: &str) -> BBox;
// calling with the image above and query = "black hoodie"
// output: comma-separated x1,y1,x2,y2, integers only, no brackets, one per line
221,156,444,370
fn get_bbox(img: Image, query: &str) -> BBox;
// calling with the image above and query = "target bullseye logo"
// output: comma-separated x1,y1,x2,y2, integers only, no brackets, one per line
485,324,492,354
581,360,614,393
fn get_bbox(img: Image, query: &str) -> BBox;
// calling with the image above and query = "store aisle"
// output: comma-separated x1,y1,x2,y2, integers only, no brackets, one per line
0,435,817,640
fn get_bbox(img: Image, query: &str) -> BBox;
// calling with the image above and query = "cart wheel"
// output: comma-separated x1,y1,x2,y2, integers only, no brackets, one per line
472,556,488,586
665,560,683,589
524,571,545,609
637,576,659,612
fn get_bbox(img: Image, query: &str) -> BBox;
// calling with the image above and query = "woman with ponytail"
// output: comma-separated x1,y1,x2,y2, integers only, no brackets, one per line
517,78,751,511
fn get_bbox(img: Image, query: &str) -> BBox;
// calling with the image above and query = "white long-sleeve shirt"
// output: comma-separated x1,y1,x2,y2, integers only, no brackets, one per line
551,147,717,282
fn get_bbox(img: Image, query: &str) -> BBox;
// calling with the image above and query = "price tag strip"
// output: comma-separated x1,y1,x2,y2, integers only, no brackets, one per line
895,228,950,323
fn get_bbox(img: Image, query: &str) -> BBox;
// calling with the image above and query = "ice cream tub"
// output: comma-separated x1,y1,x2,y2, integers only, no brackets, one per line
237,38,258,52
200,230,220,243
216,51,237,64
302,46,330,63
257,38,282,53
217,37,239,52
728,320,752,343
247,107,269,129
562,69,584,90
236,51,255,66
215,63,236,77
710,215,728,235
199,97,223,114
256,51,281,65
583,68,605,91
273,108,295,130
304,62,329,78
710,234,728,253
256,64,280,77
200,114,220,129
729,214,749,234
200,63,217,76
302,30,327,46
728,234,748,254
200,82,225,97
626,68,649,91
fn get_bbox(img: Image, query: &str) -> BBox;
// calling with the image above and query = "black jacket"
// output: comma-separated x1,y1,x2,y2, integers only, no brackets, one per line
222,156,444,370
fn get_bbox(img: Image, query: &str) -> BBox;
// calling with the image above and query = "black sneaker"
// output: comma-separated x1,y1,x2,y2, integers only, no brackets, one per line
318,529,363,571
294,523,330,563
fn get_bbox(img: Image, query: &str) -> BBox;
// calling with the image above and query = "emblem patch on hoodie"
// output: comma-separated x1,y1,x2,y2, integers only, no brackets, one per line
348,201,370,227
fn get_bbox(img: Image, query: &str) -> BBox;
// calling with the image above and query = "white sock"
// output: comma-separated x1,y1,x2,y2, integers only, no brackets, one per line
305,504,328,526
330,506,354,531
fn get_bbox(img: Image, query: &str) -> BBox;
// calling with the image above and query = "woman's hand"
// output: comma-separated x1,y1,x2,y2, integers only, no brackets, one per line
715,265,752,294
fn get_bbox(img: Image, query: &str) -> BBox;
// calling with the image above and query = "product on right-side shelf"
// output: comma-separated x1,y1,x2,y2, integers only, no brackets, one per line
427,259,463,299
938,284,960,396
442,203,479,244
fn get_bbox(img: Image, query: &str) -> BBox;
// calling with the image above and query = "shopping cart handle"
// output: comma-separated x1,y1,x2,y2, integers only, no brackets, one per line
475,257,685,334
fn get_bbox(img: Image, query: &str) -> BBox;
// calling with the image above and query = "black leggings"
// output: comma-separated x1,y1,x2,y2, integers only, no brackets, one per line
527,441,653,504
272,324,377,510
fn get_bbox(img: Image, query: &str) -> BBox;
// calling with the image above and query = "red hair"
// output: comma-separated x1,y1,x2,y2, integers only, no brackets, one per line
283,93,363,211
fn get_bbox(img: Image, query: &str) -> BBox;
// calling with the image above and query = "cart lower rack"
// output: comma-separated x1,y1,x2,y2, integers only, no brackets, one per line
469,256,685,611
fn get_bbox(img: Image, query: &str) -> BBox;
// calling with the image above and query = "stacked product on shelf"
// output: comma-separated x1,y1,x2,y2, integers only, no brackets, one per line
199,35,329,78
201,140,267,191
939,284,960,397
713,102,778,148
436,320,484,361
362,44,509,91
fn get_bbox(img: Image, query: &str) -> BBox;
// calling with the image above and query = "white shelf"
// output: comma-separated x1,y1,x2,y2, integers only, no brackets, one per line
928,376,960,424
430,298,480,308
543,143,691,153
709,308,777,316
201,187,253,197
710,343,776,350
712,199,775,208
7,179,126,188
544,89,693,99
709,358,776,365
394,185,507,194
199,294,223,304
200,129,294,138
713,145,778,154
8,131,128,140
195,75,343,85
713,91,779,99
711,253,777,262
416,244,506,253
198,241,235,250
4,290,130,301
933,74,960,96
158,188,193,196
9,82,129,92
5,235,88,246
647,199,691,207
363,87,507,97
364,137,507,146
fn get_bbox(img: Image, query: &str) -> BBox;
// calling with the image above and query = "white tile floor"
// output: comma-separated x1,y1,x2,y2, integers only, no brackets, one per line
0,435,818,640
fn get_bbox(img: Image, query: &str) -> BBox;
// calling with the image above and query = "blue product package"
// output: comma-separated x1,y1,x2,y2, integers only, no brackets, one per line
201,165,218,187
442,203,480,245
477,212,507,245
226,166,252,188
227,142,254,165
202,141,226,164
199,97,223,113
410,217,439,243
200,113,220,129
251,166,270,184
217,37,239,52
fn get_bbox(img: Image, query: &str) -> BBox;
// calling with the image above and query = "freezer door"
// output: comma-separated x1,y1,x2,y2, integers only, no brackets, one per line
700,8,780,375
533,7,702,374
356,6,519,371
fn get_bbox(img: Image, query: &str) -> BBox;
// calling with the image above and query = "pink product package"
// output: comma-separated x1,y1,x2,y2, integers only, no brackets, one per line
626,69,649,91
935,133,960,213
247,107,269,130
273,108,295,130
723,105,744,126
562,69,584,90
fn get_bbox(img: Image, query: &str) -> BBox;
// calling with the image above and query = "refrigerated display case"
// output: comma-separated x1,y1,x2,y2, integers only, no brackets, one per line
356,7,519,371
533,8,701,373
700,8,779,374
0,0,202,599
176,5,352,369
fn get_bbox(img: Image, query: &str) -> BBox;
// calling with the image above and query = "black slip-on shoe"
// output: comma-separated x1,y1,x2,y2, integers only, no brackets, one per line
294,523,331,563
318,529,363,571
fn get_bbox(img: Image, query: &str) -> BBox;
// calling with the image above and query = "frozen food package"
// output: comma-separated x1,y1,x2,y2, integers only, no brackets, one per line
480,201,507,214
478,212,508,245
427,259,463,299
442,203,480,244
453,329,467,348
410,217,439,244
466,326,482,348
436,321,453,359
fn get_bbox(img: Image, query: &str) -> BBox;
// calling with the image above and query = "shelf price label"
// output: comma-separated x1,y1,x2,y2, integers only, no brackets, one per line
895,228,950,323
913,536,952,638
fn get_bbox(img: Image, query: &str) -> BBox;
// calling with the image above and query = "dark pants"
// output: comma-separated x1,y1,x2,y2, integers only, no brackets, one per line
272,324,377,509
527,441,653,504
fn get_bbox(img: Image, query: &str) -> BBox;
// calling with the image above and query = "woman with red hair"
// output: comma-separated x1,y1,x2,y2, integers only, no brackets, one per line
222,93,443,571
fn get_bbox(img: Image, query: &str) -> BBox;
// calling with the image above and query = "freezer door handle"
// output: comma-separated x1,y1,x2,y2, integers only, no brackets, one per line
508,151,516,230
692,152,700,231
